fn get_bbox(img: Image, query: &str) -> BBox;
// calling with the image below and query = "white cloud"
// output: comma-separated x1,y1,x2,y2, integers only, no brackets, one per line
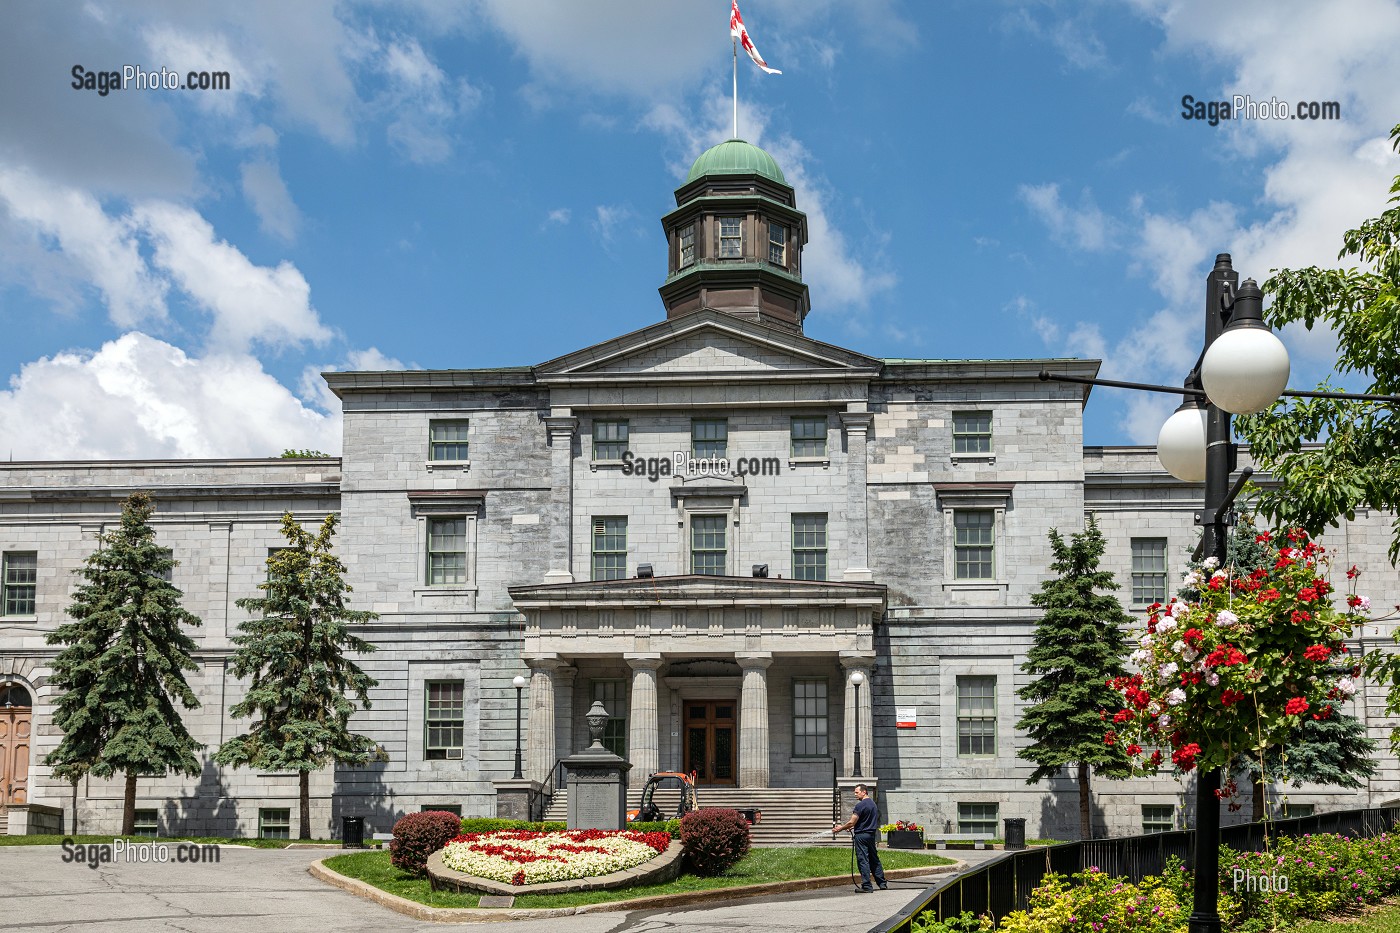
0,167,168,327
239,158,300,241
544,208,571,227
131,201,331,352
1018,183,1118,252
375,36,483,164
0,333,339,459
592,204,634,245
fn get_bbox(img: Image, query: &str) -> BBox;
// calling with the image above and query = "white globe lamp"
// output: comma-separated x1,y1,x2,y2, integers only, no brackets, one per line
1157,405,1208,483
1200,279,1291,415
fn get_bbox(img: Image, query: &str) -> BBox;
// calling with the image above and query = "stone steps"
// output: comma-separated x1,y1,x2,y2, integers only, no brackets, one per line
541,787,844,846
0,813,8,836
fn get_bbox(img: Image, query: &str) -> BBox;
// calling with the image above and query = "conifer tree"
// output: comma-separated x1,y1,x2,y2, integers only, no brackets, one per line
44,492,203,835
215,512,380,839
1017,515,1131,840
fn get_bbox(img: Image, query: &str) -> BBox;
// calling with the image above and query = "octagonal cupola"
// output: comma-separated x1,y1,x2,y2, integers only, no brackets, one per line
659,139,810,332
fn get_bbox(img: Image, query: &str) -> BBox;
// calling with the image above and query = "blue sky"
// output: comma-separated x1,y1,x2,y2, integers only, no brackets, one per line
2,0,1398,459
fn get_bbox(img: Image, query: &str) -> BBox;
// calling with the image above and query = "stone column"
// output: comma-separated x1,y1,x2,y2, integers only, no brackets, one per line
625,655,663,787
840,410,874,582
525,655,565,783
841,656,875,778
737,653,773,788
543,414,578,583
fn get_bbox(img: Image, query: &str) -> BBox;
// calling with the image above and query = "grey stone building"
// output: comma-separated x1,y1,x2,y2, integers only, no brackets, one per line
1,140,1396,841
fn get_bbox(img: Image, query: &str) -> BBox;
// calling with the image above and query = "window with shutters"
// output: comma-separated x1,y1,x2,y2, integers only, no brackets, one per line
592,517,627,581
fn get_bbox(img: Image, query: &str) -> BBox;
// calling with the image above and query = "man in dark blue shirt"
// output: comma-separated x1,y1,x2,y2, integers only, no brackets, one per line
833,783,887,892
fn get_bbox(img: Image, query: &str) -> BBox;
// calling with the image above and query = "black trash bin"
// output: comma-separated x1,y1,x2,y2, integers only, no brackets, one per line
342,816,365,849
1003,817,1027,850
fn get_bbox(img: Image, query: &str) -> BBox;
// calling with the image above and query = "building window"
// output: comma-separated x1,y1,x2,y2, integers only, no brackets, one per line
1131,538,1168,605
593,419,629,461
678,223,696,268
425,681,465,760
768,223,787,266
428,420,470,461
1142,804,1175,834
719,217,743,258
957,675,997,757
259,808,291,840
958,802,999,835
691,515,727,575
790,416,828,458
592,517,627,581
954,511,995,580
591,680,627,758
2,551,37,616
792,680,828,757
421,803,462,816
691,418,728,459
132,809,158,837
426,518,468,585
792,514,828,581
1283,802,1314,819
952,412,992,454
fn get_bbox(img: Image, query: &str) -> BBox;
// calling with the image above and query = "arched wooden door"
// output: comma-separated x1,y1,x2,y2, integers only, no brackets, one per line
0,683,32,807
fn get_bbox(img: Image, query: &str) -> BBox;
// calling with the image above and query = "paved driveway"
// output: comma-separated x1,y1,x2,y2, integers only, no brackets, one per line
0,844,1000,932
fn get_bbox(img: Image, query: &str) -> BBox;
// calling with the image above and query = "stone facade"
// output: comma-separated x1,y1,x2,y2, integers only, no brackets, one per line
2,140,1398,842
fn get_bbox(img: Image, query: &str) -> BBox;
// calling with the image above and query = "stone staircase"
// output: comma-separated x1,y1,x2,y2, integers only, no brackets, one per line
0,812,7,836
542,786,844,847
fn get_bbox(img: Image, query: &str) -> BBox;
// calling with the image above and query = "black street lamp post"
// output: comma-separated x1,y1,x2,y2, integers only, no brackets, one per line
512,674,527,780
851,669,864,778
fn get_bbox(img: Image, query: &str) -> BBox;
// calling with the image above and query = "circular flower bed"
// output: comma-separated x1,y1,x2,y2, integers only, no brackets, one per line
440,829,671,886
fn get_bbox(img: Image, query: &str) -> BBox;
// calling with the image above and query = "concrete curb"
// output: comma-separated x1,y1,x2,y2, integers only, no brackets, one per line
309,855,965,923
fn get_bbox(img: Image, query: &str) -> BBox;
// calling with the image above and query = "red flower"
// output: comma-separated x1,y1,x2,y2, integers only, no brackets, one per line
1149,750,1164,766
1347,565,1360,580
1256,532,1273,544
1182,628,1205,648
1208,576,1225,591
1348,594,1362,608
1172,743,1202,771
1113,709,1132,724
1303,644,1332,662
1220,689,1248,707
1291,610,1313,624
1104,731,1117,746
1258,588,1282,602
1297,588,1318,603
1285,697,1310,716
1126,743,1142,756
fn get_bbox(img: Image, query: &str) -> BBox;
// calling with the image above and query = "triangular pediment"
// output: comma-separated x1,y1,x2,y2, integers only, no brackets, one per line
535,309,880,380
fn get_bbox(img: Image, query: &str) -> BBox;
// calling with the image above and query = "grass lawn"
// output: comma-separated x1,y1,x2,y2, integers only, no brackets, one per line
1294,901,1400,932
0,834,339,848
323,846,956,910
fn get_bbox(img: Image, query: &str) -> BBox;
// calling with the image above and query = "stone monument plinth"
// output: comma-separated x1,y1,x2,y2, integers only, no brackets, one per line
562,700,632,830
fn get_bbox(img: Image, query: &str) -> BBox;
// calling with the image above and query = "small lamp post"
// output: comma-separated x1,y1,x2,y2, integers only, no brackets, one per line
851,670,864,778
512,674,527,780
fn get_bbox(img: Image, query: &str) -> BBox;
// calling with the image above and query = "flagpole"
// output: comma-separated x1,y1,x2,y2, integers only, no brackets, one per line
732,35,739,138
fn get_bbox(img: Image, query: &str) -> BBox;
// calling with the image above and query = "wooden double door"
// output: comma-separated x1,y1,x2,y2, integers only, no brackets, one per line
683,700,736,785
0,708,30,807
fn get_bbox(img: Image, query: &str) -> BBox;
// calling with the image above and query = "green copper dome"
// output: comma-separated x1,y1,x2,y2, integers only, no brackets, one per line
685,139,786,185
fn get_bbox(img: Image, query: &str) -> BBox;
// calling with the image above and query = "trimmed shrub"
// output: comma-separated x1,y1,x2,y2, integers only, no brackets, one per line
679,807,750,876
457,818,566,834
390,810,465,876
627,819,683,838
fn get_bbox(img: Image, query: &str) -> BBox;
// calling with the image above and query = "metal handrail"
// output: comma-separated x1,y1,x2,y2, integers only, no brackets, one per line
870,805,1400,933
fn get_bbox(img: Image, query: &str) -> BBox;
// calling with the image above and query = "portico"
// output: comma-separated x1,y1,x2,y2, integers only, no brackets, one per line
508,575,885,788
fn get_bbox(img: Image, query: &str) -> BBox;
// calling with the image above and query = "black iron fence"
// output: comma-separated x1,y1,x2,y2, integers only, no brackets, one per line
871,806,1400,933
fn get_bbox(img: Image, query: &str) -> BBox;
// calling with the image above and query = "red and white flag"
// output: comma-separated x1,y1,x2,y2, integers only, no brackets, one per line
730,1,782,75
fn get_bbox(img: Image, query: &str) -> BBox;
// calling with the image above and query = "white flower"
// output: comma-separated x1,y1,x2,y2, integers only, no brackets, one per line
1130,649,1150,665
1173,603,1190,618
1191,658,1206,672
1182,647,1200,664
441,830,665,886
1358,595,1372,612
1212,570,1228,581
1207,673,1220,687
1157,616,1178,634
1140,633,1155,648
1147,701,1162,716
1158,662,1179,684
1167,688,1187,706
1203,557,1220,570
1217,610,1239,628
1337,677,1357,697
1172,640,1186,654
1158,713,1173,729
1184,570,1204,589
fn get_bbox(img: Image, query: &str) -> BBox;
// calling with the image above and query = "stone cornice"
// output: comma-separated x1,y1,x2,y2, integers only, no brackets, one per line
509,574,886,610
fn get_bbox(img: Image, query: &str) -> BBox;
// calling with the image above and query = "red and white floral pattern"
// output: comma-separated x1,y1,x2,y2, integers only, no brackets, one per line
440,829,671,886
